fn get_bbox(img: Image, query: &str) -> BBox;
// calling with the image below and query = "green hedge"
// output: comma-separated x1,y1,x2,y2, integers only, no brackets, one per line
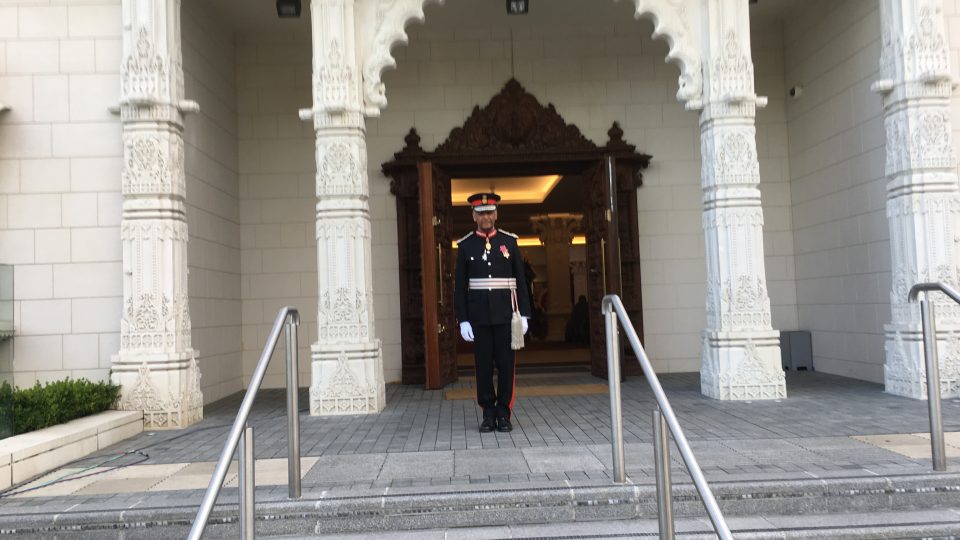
0,379,120,437
0,381,11,439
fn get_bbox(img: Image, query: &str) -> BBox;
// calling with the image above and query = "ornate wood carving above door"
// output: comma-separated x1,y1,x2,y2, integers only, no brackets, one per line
435,79,597,155
382,78,652,386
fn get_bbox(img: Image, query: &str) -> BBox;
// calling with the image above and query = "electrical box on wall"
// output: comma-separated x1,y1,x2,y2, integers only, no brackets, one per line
780,331,813,371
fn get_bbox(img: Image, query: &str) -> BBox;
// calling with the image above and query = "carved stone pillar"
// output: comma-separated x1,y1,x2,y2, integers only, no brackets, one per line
875,0,960,398
112,0,203,429
697,3,786,400
531,213,582,341
301,0,385,415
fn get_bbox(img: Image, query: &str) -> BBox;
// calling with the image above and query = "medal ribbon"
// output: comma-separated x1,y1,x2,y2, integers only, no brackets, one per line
476,229,497,251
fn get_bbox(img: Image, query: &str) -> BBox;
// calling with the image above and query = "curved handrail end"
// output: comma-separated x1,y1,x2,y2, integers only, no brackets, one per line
284,306,301,326
908,282,960,304
601,295,614,314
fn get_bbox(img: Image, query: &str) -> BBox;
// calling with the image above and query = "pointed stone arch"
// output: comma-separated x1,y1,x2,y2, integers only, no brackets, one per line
359,0,703,114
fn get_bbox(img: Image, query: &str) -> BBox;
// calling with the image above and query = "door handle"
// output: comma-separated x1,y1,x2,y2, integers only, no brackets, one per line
437,323,445,333
601,238,607,292
437,242,443,306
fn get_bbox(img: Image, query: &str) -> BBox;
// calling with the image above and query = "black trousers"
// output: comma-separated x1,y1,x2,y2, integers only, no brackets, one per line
473,323,515,420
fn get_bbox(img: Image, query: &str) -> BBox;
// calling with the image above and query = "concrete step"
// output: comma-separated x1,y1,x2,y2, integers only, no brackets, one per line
3,472,960,538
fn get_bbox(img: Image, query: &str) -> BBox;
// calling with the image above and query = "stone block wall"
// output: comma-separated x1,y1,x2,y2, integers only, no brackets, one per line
0,1,123,388
182,2,243,404
783,0,887,381
235,25,317,389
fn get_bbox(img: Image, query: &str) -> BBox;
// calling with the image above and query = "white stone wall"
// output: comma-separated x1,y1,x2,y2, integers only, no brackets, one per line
235,28,317,389
0,1,123,388
783,0,887,381
181,2,242,404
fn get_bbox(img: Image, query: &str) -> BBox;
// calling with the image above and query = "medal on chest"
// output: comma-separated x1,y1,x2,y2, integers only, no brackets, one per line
477,230,496,261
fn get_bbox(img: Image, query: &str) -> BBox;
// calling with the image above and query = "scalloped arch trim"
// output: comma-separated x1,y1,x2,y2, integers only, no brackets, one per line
362,0,704,115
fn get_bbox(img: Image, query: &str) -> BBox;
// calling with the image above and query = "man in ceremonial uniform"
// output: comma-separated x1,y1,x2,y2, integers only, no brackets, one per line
455,193,531,433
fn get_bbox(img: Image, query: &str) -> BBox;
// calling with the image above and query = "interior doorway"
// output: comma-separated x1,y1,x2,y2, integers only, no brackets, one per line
382,79,650,389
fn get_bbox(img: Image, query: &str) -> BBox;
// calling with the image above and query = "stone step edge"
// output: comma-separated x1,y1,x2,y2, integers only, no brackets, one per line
3,470,960,535
728,521,960,540
272,512,960,540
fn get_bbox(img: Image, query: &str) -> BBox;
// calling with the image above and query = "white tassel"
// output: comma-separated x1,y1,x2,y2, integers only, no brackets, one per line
511,289,524,350
511,312,525,350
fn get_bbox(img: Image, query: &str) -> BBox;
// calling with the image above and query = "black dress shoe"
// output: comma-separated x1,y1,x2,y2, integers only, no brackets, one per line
496,416,512,432
479,417,496,433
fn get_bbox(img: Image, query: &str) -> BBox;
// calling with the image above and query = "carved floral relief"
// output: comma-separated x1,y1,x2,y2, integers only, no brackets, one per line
710,31,753,101
122,27,168,103
905,6,949,81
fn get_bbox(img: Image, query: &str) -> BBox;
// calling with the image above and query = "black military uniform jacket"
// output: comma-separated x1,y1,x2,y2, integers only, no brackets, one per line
455,229,532,325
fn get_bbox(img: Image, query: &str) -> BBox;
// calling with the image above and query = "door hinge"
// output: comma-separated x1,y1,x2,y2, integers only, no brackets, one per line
605,209,612,222
432,216,441,226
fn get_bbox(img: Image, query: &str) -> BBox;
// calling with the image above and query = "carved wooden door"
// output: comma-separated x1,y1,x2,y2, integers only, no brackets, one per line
418,162,458,389
584,157,623,379
614,161,644,376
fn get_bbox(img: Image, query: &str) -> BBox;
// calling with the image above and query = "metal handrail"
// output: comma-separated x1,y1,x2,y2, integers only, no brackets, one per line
602,294,732,540
908,282,956,471
188,307,301,539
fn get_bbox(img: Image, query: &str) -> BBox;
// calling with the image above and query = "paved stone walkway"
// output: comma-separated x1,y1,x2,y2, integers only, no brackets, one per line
1,371,959,517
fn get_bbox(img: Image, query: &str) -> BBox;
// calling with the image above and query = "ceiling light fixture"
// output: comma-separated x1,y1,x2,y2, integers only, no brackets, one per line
506,0,528,15
276,0,302,18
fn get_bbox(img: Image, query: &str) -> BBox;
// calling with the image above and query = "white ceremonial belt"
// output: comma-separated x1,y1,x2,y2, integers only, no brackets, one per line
469,278,516,290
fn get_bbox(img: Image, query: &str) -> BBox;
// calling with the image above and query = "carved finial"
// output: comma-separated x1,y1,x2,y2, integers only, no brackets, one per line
606,122,626,149
402,128,423,155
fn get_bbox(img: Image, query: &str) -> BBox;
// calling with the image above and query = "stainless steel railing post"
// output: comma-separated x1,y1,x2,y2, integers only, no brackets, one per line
602,295,732,540
188,307,300,540
920,295,947,471
605,304,626,484
653,408,674,539
285,319,302,498
239,424,255,540
908,283,956,472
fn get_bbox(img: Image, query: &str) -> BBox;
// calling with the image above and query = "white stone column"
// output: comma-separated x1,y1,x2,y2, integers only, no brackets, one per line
112,0,203,429
697,2,786,400
302,0,385,415
875,0,960,399
531,213,581,341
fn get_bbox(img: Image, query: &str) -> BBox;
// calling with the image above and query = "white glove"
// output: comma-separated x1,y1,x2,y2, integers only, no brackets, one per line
460,321,474,342
522,316,529,335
